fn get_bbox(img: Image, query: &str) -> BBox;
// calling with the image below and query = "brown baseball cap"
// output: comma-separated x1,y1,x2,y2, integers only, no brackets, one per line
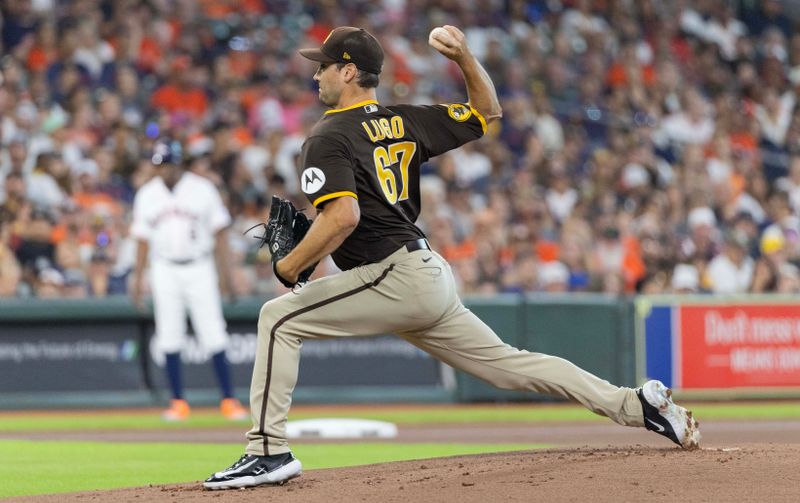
299,27,384,75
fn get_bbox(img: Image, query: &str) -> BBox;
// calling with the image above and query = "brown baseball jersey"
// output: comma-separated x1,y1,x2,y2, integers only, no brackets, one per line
298,99,487,270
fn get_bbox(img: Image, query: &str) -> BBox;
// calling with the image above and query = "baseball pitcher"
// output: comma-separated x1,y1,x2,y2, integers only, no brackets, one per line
204,26,700,490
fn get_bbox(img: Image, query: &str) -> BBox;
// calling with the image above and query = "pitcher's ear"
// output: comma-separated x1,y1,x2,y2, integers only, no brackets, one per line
342,63,358,83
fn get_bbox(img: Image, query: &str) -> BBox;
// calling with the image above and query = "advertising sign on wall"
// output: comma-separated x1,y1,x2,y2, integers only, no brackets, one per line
639,298,800,391
0,323,144,392
146,322,444,390
0,305,448,408
679,305,800,388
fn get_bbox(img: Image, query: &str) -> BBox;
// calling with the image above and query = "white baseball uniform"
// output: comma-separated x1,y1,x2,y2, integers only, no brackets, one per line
130,172,231,355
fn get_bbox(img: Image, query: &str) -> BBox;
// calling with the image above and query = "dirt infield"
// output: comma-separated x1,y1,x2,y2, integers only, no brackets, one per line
8,444,800,502
6,415,800,502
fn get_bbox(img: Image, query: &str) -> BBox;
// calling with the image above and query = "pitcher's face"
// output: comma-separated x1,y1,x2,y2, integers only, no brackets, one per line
314,62,347,107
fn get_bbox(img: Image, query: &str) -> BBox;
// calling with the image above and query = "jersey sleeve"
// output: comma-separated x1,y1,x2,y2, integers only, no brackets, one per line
396,103,486,158
129,189,151,241
207,183,232,233
299,135,358,208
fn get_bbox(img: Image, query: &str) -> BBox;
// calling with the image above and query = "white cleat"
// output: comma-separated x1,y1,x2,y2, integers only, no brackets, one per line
637,380,701,450
203,453,302,490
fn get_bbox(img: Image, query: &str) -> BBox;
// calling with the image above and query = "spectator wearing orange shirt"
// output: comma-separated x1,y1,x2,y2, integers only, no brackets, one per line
606,41,657,91
25,21,57,73
589,225,645,293
150,56,208,122
71,159,123,219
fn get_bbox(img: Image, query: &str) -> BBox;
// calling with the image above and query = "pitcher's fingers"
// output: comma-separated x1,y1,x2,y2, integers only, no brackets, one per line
443,25,465,41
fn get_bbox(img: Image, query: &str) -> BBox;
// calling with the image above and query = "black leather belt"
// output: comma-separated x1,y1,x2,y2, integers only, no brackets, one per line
168,257,197,265
405,238,431,252
166,253,209,265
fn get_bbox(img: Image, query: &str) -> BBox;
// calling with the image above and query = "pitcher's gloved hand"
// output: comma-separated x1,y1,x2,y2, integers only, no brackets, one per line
245,196,317,288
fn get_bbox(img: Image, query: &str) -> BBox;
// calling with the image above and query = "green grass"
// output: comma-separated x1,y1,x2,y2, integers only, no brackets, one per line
690,402,800,420
0,440,546,498
0,402,798,432
0,413,246,432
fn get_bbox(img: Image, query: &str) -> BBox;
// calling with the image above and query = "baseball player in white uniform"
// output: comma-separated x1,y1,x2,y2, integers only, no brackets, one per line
130,137,248,421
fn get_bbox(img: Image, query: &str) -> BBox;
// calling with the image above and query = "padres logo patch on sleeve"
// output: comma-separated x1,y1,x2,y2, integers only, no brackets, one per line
301,167,326,194
447,104,472,122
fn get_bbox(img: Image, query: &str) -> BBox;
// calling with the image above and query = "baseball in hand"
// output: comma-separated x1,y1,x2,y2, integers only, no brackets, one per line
429,27,456,48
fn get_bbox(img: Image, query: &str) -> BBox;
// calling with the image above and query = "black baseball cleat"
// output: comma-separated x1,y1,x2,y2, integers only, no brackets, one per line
637,380,701,450
203,452,302,490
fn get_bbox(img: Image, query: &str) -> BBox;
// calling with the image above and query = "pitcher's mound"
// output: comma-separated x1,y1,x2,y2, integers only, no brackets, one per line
11,444,799,503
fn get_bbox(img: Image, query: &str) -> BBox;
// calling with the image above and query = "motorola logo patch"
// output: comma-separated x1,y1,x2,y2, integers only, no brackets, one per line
301,167,326,194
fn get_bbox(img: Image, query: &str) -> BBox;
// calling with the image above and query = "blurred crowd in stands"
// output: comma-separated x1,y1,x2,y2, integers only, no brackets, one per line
1,0,800,299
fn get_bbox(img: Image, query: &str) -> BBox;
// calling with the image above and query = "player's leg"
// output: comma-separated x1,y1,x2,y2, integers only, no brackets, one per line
245,255,439,456
184,259,247,420
399,253,699,447
206,259,401,489
400,304,644,426
403,315,699,448
400,250,643,423
150,261,190,420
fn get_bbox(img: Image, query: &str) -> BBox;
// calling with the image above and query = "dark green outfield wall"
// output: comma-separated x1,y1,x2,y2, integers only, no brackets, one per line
0,295,635,409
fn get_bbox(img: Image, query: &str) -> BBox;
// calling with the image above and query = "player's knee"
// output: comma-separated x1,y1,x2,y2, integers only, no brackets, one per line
154,337,183,356
257,302,276,332
257,299,288,335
